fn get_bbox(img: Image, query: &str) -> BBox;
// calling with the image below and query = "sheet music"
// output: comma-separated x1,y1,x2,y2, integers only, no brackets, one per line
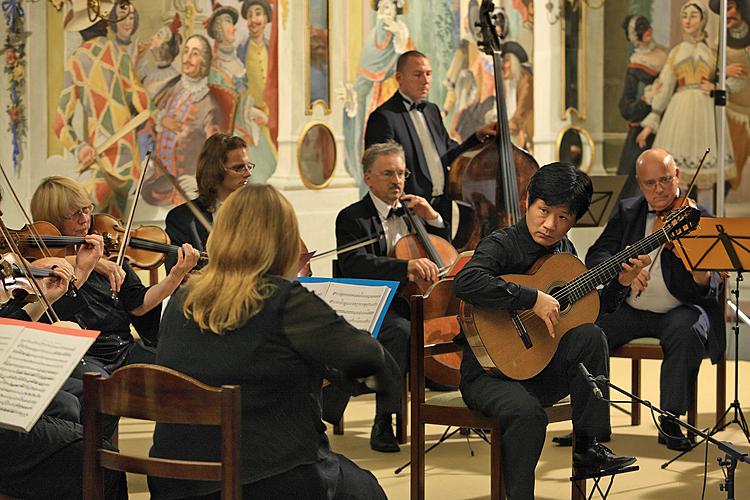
300,281,390,333
0,319,98,433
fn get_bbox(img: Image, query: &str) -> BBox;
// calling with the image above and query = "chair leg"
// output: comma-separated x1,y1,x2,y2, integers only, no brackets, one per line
333,419,344,435
490,424,504,500
631,359,641,426
411,413,425,500
397,377,408,444
716,356,727,426
687,373,698,428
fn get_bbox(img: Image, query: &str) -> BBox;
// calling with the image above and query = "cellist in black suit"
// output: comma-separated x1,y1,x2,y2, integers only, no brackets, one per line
333,141,445,452
364,50,496,232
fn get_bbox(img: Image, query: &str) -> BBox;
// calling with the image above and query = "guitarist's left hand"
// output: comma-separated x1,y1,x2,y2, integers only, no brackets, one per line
617,255,652,292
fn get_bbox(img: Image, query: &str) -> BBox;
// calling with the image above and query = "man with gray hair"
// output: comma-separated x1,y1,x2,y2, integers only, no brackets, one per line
330,140,445,452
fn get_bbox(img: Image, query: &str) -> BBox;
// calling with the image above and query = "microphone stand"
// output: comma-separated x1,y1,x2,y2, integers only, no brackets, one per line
582,365,749,500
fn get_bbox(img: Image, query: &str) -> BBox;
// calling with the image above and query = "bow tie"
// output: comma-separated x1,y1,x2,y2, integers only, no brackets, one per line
407,100,426,112
387,206,405,219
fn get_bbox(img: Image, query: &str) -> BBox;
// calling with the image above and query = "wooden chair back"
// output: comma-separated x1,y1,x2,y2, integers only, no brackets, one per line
82,364,242,500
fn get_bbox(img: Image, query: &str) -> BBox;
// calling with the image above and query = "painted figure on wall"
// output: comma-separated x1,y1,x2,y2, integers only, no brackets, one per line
711,0,750,196
236,0,278,183
140,14,183,105
616,15,667,200
638,1,736,204
309,0,330,107
110,3,148,80
142,34,226,206
341,0,412,187
55,0,150,217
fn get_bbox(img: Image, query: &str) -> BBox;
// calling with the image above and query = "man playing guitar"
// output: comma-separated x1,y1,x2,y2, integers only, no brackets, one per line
454,163,649,498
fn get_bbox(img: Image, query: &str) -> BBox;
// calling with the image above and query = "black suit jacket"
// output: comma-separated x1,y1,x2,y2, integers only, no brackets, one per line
364,91,481,223
164,198,213,273
585,195,726,363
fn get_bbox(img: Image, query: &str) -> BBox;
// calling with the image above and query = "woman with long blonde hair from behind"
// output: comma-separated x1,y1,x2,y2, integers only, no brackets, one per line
150,184,388,500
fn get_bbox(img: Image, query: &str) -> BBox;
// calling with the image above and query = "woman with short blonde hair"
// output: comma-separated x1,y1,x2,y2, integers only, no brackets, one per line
29,175,200,379
152,184,388,499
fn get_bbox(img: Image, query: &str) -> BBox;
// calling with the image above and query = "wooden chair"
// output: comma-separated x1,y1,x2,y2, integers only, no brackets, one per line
82,364,242,500
330,259,408,443
611,340,726,427
410,280,584,500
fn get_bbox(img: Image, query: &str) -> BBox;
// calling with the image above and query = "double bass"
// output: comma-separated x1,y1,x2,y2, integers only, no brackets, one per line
449,0,539,250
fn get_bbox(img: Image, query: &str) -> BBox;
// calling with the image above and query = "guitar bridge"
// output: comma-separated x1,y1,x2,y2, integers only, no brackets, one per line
511,312,533,349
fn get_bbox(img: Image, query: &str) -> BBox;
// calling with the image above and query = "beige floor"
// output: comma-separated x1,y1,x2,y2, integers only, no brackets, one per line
122,358,750,499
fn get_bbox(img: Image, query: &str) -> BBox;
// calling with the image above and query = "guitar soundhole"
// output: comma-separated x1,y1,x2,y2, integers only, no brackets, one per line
548,284,571,312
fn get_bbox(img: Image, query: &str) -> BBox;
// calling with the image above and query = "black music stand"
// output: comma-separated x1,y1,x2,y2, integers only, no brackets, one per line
575,175,627,227
672,218,750,451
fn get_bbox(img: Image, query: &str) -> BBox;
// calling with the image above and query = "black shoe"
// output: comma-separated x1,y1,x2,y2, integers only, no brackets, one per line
552,431,611,447
657,416,693,451
370,417,399,453
573,442,636,476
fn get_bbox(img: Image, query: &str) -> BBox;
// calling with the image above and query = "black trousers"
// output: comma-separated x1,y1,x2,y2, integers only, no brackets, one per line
322,307,408,423
597,303,706,414
460,324,611,500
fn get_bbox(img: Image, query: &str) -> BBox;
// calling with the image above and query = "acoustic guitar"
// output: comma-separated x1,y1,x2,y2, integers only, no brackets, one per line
458,205,701,380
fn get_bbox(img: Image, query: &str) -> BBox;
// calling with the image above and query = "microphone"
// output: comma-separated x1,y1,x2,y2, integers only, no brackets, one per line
578,363,603,399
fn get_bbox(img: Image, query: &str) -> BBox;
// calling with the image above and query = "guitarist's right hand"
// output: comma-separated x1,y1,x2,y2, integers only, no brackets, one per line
532,291,560,338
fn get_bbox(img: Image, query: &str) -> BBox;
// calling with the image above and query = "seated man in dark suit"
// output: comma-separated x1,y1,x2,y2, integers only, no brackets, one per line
586,148,725,450
335,141,445,452
364,50,496,231
165,133,252,273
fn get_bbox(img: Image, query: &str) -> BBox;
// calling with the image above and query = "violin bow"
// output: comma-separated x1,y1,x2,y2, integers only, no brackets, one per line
150,159,213,233
0,161,55,260
114,151,152,271
0,214,60,323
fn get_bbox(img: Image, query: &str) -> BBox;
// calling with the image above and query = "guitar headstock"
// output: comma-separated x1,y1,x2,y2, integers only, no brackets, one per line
476,0,507,55
663,205,701,240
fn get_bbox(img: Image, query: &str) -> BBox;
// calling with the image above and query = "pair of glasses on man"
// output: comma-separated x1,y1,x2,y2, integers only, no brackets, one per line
226,162,255,175
640,175,674,191
63,204,94,220
377,169,412,180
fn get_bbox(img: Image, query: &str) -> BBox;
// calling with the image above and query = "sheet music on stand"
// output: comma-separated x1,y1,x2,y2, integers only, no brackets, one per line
574,175,627,227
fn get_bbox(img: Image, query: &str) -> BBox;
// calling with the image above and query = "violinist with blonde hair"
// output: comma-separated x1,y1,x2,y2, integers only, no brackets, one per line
151,184,389,499
30,175,200,378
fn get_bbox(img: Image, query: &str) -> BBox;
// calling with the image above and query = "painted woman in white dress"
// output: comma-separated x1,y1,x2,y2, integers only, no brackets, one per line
638,0,737,203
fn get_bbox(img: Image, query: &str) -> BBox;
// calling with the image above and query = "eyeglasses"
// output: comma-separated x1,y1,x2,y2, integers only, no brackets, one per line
63,204,93,220
376,168,411,180
640,175,675,191
226,162,255,174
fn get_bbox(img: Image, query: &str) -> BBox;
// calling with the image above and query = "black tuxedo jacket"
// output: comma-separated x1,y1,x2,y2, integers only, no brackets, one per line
364,91,481,221
164,197,213,273
585,195,726,363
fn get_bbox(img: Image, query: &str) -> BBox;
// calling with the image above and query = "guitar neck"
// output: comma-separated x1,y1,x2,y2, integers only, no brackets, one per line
565,226,670,303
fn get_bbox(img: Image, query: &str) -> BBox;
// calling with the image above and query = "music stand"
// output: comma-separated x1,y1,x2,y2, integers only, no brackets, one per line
672,217,750,445
575,175,627,227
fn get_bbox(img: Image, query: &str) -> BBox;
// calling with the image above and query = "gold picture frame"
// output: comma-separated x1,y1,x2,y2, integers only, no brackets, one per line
555,124,595,173
297,120,337,189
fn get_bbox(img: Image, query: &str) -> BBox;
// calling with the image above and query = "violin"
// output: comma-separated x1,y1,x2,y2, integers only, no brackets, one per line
0,221,113,260
0,253,73,305
90,213,209,270
652,194,699,238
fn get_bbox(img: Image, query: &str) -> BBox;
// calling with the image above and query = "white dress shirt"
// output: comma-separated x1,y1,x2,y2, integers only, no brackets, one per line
369,192,444,254
400,91,445,197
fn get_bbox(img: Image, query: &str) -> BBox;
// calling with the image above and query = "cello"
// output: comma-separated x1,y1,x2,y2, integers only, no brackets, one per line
449,0,539,250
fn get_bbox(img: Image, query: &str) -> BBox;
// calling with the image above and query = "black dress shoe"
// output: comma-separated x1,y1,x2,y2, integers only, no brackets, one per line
552,431,611,447
657,416,693,451
370,418,399,453
573,442,636,476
